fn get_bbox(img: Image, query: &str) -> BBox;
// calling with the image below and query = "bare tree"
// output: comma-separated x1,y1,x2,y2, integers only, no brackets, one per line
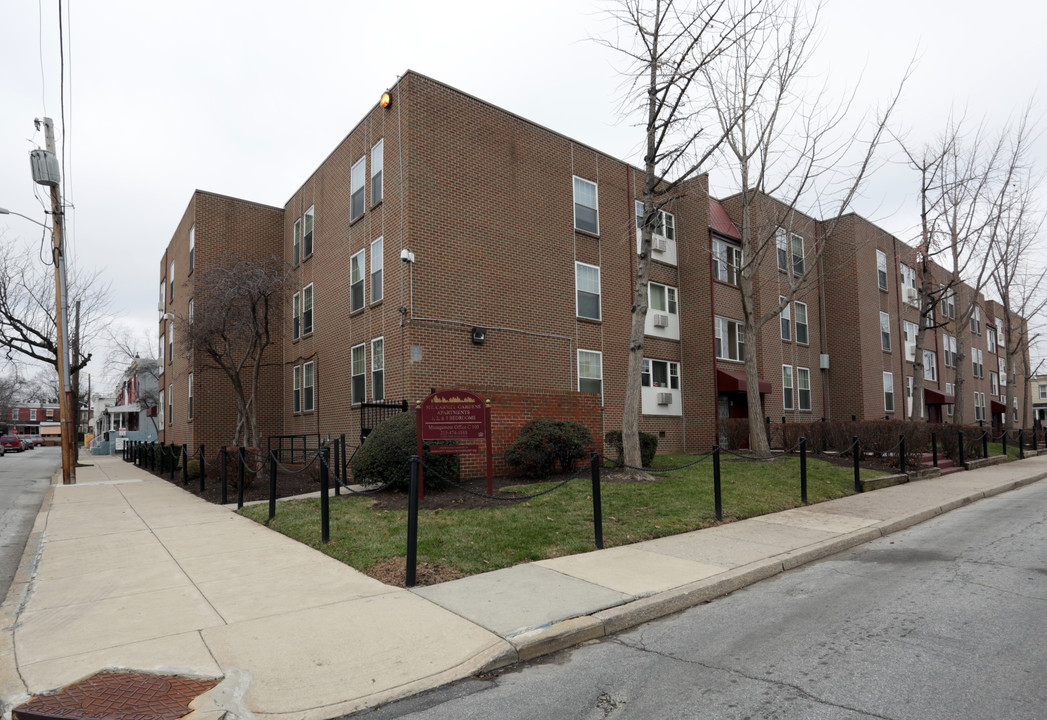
704,0,905,454
603,0,750,472
183,254,289,448
105,329,163,435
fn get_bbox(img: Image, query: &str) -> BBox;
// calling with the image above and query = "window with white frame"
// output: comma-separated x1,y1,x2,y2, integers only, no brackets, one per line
351,157,366,222
1013,396,1019,422
351,344,366,404
995,317,1005,347
188,373,193,420
168,323,174,362
293,366,301,413
158,332,164,368
797,367,811,411
972,347,984,378
906,375,915,417
782,365,794,410
987,324,997,351
303,283,314,334
371,139,383,205
188,299,194,326
971,305,981,334
649,282,677,315
169,261,175,301
941,285,955,318
303,361,315,412
46,408,53,420
292,292,301,340
880,312,892,351
642,359,679,389
903,321,918,361
715,317,745,361
794,301,809,344
776,228,788,271
303,206,314,258
29,409,36,421
990,371,1000,397
712,237,742,285
575,262,601,320
780,296,791,341
923,350,937,382
876,249,888,290
974,391,985,421
371,237,384,303
167,383,174,424
371,338,384,401
1040,384,1047,400
999,357,1007,386
293,219,301,266
158,389,165,429
578,350,603,397
945,382,954,416
350,250,365,312
900,263,917,303
160,279,165,312
573,176,598,234
635,201,675,240
791,234,805,275
943,335,956,367
188,224,195,273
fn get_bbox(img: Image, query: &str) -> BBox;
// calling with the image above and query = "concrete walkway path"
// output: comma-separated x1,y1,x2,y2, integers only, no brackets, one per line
3,452,1046,720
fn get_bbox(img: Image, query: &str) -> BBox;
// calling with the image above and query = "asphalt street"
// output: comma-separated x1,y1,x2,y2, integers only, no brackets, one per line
0,447,57,600
355,477,1047,720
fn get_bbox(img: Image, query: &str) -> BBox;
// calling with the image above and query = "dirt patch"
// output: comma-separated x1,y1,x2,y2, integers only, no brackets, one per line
142,463,323,504
364,558,466,586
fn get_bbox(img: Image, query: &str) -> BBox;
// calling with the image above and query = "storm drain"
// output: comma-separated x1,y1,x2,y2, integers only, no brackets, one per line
13,671,221,720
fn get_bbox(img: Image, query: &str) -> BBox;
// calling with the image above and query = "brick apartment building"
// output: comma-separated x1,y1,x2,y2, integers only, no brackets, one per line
158,70,1032,462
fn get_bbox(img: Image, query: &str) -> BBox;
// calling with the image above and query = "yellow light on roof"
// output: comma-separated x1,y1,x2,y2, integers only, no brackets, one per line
380,92,392,108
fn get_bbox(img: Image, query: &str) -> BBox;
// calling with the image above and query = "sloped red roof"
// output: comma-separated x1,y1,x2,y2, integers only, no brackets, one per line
709,198,741,240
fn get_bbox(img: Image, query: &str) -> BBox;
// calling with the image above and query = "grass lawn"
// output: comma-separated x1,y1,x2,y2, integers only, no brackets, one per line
240,453,886,580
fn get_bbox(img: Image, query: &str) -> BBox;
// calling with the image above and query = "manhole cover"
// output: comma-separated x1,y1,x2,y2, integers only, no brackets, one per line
13,671,221,720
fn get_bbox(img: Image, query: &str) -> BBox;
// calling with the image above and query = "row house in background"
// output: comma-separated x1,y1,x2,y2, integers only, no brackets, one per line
158,71,1032,461
4,402,59,436
90,357,162,452
1032,375,1047,427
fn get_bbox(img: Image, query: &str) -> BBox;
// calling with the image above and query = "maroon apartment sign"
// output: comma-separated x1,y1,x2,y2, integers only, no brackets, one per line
416,389,494,497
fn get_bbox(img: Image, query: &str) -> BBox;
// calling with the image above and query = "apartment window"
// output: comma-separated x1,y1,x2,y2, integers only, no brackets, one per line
797,367,811,411
782,365,794,410
791,234,805,275
351,157,366,222
995,318,1005,347
573,176,599,234
293,365,302,413
902,321,917,361
46,408,54,420
187,373,193,421
900,263,916,303
29,409,36,421
168,323,174,362
188,299,194,326
642,359,679,389
302,283,314,335
158,331,164,368
371,338,384,401
292,292,301,340
712,237,742,285
794,301,809,345
351,344,365,404
1014,396,1019,422
780,296,791,341
876,249,888,291
370,237,384,303
974,392,985,421
999,357,1007,386
943,335,956,367
1040,385,1047,400
987,325,997,351
350,251,365,312
880,312,892,351
167,383,174,424
303,206,314,258
169,261,175,301
578,350,603,396
160,279,165,312
158,390,165,430
883,373,895,413
293,218,301,266
371,139,384,205
575,262,601,320
923,350,937,382
649,282,677,315
635,201,676,241
971,305,981,334
303,361,315,412
715,316,745,361
990,371,999,397
946,382,954,416
941,285,955,318
188,224,195,273
906,375,915,417
972,348,984,378
776,228,788,271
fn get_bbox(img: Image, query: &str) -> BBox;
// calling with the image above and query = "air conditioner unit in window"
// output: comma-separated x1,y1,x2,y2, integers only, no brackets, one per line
657,392,673,405
652,236,668,253
904,287,918,302
904,342,915,361
653,313,670,327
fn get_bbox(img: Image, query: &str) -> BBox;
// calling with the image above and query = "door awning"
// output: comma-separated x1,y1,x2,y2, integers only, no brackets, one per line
923,388,955,405
990,399,1007,414
717,368,772,394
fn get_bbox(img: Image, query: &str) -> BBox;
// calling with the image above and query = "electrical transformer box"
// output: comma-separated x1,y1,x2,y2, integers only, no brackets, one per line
30,149,61,187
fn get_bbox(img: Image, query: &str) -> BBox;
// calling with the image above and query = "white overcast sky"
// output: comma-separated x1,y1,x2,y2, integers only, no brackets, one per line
2,0,1045,390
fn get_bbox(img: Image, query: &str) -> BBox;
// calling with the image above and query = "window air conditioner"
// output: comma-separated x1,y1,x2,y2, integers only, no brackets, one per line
652,236,668,253
904,287,918,302
904,342,915,361
657,392,673,405
653,313,670,327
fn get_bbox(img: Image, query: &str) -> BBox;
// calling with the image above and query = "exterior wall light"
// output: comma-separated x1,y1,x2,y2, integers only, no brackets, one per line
381,92,392,108
471,327,487,345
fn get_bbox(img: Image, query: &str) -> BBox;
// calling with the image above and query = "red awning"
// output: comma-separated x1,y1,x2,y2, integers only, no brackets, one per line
717,368,772,395
923,387,955,405
990,400,1007,414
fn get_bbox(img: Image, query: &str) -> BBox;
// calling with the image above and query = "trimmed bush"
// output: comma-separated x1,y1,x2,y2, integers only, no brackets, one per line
351,411,457,491
604,430,658,468
505,420,594,478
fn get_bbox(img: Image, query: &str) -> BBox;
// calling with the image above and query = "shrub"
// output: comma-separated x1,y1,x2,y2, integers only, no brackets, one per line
350,411,457,491
504,420,594,478
718,418,750,451
604,430,658,468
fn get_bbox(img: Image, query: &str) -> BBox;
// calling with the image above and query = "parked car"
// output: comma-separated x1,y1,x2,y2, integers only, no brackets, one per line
0,435,24,453
31,435,45,447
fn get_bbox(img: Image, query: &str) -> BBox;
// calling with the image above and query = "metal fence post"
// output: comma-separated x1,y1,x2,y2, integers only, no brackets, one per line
713,445,723,521
899,435,906,477
268,450,278,523
220,447,228,505
931,431,938,468
406,455,419,587
320,446,330,544
169,445,176,481
590,452,604,550
982,431,988,459
853,436,861,493
237,446,245,510
181,444,188,485
958,431,965,469
1018,430,1024,460
332,440,341,497
1001,428,1007,457
800,437,808,504
199,444,206,492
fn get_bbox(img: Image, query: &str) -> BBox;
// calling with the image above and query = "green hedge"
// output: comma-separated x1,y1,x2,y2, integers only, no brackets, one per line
351,411,458,491
604,430,659,468
504,420,594,478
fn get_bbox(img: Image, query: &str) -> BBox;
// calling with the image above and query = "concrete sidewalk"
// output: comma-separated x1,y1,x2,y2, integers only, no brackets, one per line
3,453,1047,720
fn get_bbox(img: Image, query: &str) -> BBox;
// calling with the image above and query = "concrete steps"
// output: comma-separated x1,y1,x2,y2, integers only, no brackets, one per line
920,452,964,476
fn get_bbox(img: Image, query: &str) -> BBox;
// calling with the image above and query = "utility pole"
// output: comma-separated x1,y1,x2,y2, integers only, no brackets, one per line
39,117,76,484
